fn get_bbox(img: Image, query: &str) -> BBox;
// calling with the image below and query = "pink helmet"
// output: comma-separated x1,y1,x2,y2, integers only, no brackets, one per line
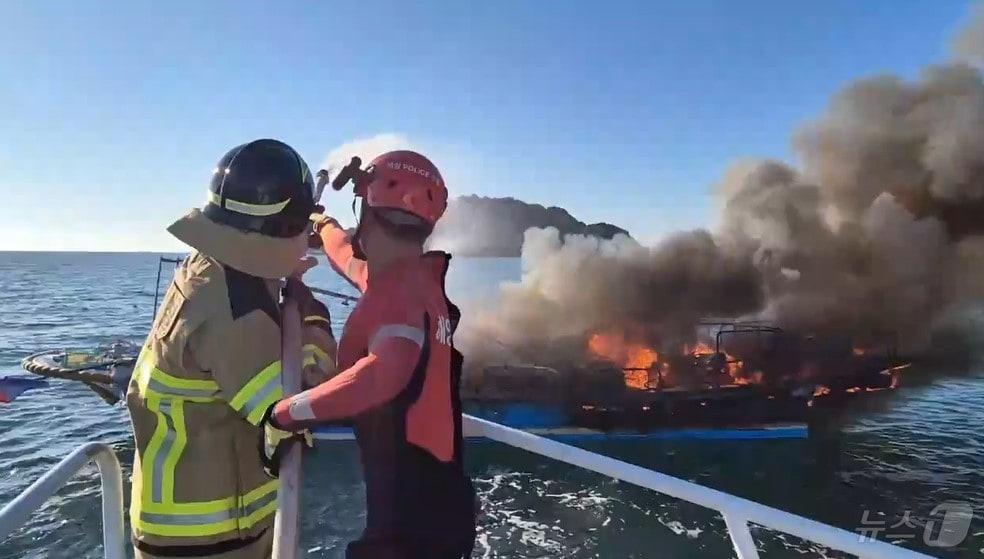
357,150,448,227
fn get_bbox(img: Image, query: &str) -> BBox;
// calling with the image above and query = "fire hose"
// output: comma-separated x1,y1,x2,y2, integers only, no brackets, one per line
273,163,365,558
272,168,335,559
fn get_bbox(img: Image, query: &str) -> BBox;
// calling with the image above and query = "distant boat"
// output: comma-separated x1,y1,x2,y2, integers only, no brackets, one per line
0,376,48,403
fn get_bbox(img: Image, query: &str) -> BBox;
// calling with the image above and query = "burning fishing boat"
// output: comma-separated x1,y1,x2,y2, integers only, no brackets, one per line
463,320,910,434
18,255,909,441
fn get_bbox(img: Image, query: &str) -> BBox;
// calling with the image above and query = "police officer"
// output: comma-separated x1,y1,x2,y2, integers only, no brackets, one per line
127,139,335,558
265,151,477,559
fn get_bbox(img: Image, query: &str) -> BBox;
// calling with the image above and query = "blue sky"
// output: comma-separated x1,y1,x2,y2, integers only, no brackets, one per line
0,0,974,251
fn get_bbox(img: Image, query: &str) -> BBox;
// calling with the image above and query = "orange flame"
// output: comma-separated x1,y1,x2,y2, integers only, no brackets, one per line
588,332,658,369
686,341,716,355
623,370,650,389
587,332,658,389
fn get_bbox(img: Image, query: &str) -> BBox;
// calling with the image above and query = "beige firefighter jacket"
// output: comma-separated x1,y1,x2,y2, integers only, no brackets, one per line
127,209,322,549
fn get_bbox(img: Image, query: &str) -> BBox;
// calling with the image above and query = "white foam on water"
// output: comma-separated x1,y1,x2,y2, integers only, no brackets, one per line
661,521,704,539
474,533,493,559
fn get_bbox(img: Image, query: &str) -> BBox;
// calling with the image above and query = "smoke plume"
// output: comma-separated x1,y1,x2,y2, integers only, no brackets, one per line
320,133,414,174
456,227,764,367
458,11,984,367
317,133,415,225
953,3,984,65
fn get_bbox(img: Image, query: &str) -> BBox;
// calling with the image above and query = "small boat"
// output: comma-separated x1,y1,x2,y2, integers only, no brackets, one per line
20,341,138,404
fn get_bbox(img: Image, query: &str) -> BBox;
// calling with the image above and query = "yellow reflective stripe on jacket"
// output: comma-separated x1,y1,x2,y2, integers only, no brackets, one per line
141,397,189,505
240,479,280,529
141,395,174,504
302,344,331,368
160,400,186,503
133,349,220,402
136,480,279,537
229,360,283,425
135,395,280,537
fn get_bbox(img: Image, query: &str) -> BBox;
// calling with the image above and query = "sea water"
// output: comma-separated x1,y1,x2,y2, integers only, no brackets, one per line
1,252,982,558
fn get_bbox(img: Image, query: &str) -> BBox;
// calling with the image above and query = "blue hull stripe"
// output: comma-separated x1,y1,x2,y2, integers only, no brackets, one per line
312,424,809,442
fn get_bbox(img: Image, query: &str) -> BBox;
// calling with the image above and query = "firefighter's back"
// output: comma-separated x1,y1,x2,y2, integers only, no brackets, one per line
127,252,280,558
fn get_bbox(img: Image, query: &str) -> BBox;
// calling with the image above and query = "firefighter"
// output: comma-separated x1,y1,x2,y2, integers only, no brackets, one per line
262,150,477,559
127,139,336,559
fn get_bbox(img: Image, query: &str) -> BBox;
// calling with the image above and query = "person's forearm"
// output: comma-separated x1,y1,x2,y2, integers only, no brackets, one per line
273,338,419,428
319,222,368,292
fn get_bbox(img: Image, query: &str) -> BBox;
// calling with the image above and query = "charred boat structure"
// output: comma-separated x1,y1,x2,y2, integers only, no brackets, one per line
465,320,910,434
18,257,908,441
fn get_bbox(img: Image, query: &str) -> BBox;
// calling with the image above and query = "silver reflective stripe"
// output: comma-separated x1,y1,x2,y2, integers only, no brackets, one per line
140,508,235,526
147,378,218,399
239,375,281,417
139,489,277,527
368,324,425,352
287,393,315,421
242,489,278,518
152,403,174,503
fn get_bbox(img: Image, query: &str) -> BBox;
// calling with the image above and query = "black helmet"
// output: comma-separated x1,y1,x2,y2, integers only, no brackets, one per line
203,139,315,238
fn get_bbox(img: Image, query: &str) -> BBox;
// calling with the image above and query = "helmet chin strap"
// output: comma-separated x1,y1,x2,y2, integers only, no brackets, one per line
351,198,368,260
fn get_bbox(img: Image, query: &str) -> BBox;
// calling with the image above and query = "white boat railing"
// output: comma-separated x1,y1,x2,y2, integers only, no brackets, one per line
462,415,936,559
0,419,937,559
0,442,125,559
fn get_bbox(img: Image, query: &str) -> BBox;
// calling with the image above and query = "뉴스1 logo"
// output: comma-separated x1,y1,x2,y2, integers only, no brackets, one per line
856,502,973,547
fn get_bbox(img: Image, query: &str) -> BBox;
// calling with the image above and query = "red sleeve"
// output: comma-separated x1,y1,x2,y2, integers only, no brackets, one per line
273,337,421,427
319,221,368,293
273,302,426,428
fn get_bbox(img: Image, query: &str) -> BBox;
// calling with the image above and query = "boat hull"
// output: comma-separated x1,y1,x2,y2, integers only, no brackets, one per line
312,402,809,441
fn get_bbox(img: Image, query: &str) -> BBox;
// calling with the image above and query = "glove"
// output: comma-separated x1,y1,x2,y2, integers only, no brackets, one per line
310,211,340,235
308,206,328,248
258,404,313,478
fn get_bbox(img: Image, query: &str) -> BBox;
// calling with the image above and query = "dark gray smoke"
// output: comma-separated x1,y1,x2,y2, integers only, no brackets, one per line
456,227,763,367
953,3,984,65
457,11,984,367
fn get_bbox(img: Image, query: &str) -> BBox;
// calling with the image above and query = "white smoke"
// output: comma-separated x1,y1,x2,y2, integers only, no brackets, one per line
321,133,415,175
317,133,416,226
457,10,984,368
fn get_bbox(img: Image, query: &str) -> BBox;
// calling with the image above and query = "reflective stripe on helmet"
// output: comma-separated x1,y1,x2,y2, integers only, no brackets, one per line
207,191,292,217
303,315,330,326
228,360,283,425
368,324,425,352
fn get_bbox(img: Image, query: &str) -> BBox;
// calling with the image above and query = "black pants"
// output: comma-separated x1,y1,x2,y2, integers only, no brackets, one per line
346,536,473,559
